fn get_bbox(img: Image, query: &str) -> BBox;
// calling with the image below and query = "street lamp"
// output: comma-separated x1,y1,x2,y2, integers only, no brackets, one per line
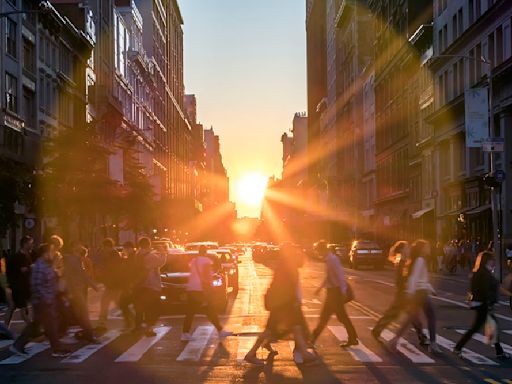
434,53,503,279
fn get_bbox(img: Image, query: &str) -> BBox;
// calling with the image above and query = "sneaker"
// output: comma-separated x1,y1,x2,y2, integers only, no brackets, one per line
418,335,430,346
497,352,511,360
51,349,71,358
244,353,265,366
429,342,442,354
340,339,359,348
453,348,463,358
218,330,232,341
9,344,29,357
145,329,157,337
180,332,192,342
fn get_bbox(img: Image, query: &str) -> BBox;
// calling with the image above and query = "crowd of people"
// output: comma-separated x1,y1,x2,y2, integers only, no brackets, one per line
1,234,512,365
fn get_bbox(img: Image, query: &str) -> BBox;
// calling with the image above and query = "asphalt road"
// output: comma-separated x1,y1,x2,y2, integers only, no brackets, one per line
1,250,512,383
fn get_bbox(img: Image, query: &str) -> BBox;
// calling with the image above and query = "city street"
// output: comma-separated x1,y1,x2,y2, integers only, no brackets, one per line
1,250,512,383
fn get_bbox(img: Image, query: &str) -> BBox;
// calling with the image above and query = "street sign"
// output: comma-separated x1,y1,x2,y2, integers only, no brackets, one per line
495,170,506,183
482,138,505,152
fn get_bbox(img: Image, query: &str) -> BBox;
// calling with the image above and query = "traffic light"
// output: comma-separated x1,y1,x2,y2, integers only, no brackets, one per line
483,173,501,188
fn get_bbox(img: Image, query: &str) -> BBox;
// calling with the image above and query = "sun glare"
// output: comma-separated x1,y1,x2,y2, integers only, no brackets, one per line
235,173,268,208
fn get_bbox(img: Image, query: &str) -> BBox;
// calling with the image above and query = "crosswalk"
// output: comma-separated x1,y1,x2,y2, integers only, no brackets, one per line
1,324,512,368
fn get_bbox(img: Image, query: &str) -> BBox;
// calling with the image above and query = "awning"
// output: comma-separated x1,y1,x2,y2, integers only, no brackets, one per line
412,207,434,219
466,204,492,216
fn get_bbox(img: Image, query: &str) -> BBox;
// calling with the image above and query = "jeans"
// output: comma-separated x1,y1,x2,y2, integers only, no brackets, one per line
69,289,94,339
455,305,504,355
134,287,161,329
373,291,425,340
183,291,222,333
98,287,120,325
15,302,60,351
311,288,357,342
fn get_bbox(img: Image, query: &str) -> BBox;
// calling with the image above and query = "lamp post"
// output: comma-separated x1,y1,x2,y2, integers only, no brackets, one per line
434,54,503,279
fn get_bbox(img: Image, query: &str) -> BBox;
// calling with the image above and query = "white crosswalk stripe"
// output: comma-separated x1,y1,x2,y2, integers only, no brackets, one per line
235,325,260,363
115,326,171,363
62,330,120,364
0,340,13,350
328,326,383,363
378,329,434,363
0,341,50,365
433,332,498,365
454,329,512,355
176,326,214,362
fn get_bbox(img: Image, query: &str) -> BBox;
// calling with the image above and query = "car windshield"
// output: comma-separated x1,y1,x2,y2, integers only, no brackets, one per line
356,242,381,249
163,253,195,273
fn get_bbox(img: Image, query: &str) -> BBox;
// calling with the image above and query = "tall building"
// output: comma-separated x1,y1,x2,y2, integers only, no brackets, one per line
0,0,94,247
428,0,512,247
281,112,308,184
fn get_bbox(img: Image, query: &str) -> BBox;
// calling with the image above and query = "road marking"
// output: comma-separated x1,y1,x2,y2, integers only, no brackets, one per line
433,332,498,365
0,341,50,364
431,296,512,322
502,330,512,336
328,326,382,363
484,379,501,384
115,326,171,362
62,330,120,363
176,326,214,362
455,330,512,355
0,340,13,350
237,336,258,363
378,329,434,363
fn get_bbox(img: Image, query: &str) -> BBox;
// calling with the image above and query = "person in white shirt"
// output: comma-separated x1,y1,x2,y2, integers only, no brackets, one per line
181,246,230,342
310,241,358,347
388,239,441,354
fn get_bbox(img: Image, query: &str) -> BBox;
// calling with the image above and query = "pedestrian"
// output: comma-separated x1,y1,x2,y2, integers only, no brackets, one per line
10,243,71,357
181,245,231,342
118,241,136,331
388,239,441,353
310,240,358,348
63,244,98,343
133,237,167,336
4,235,34,328
96,238,124,332
372,241,428,346
435,241,444,273
244,244,317,366
454,251,511,359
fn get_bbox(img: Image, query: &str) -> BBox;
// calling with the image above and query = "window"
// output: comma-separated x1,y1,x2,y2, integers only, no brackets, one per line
23,39,35,73
469,0,474,24
476,0,481,19
1,127,23,155
452,14,457,41
443,24,448,52
496,25,503,65
488,32,495,68
6,18,17,58
5,73,18,113
438,29,443,52
22,88,35,129
458,8,463,37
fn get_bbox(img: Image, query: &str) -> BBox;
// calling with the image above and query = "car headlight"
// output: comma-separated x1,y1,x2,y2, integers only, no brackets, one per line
160,295,167,300
212,278,223,287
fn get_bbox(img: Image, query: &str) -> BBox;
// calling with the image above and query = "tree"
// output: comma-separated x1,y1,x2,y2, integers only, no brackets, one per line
118,135,156,235
37,121,119,242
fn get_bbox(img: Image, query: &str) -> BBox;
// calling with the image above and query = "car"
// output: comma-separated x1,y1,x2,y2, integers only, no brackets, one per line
185,242,219,251
212,249,239,292
159,251,228,312
334,244,350,264
348,240,385,269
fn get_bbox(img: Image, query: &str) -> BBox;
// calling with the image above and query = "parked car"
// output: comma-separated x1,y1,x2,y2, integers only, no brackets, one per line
334,244,350,264
212,249,239,292
185,242,219,251
160,251,228,312
348,240,385,269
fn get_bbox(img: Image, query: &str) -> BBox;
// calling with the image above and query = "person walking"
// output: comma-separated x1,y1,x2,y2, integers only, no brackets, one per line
244,245,317,366
388,240,441,354
133,237,166,336
181,245,230,342
63,244,98,343
96,238,124,332
118,241,137,331
435,241,444,273
4,235,34,328
453,251,511,359
371,241,428,346
11,244,70,357
310,240,358,348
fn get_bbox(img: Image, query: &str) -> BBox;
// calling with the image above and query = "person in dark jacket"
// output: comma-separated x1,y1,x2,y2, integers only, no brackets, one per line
4,235,33,328
371,241,428,345
96,238,124,331
453,251,511,359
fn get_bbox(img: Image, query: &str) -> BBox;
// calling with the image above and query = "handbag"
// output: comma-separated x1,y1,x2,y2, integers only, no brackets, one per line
484,314,498,344
342,282,354,303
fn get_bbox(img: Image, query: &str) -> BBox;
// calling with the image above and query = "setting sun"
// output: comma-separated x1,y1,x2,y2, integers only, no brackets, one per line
235,173,268,210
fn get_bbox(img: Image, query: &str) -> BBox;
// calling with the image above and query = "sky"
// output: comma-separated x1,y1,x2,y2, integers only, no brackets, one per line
179,0,307,218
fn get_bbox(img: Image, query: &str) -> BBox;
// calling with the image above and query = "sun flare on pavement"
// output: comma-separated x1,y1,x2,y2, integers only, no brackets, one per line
235,173,268,209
